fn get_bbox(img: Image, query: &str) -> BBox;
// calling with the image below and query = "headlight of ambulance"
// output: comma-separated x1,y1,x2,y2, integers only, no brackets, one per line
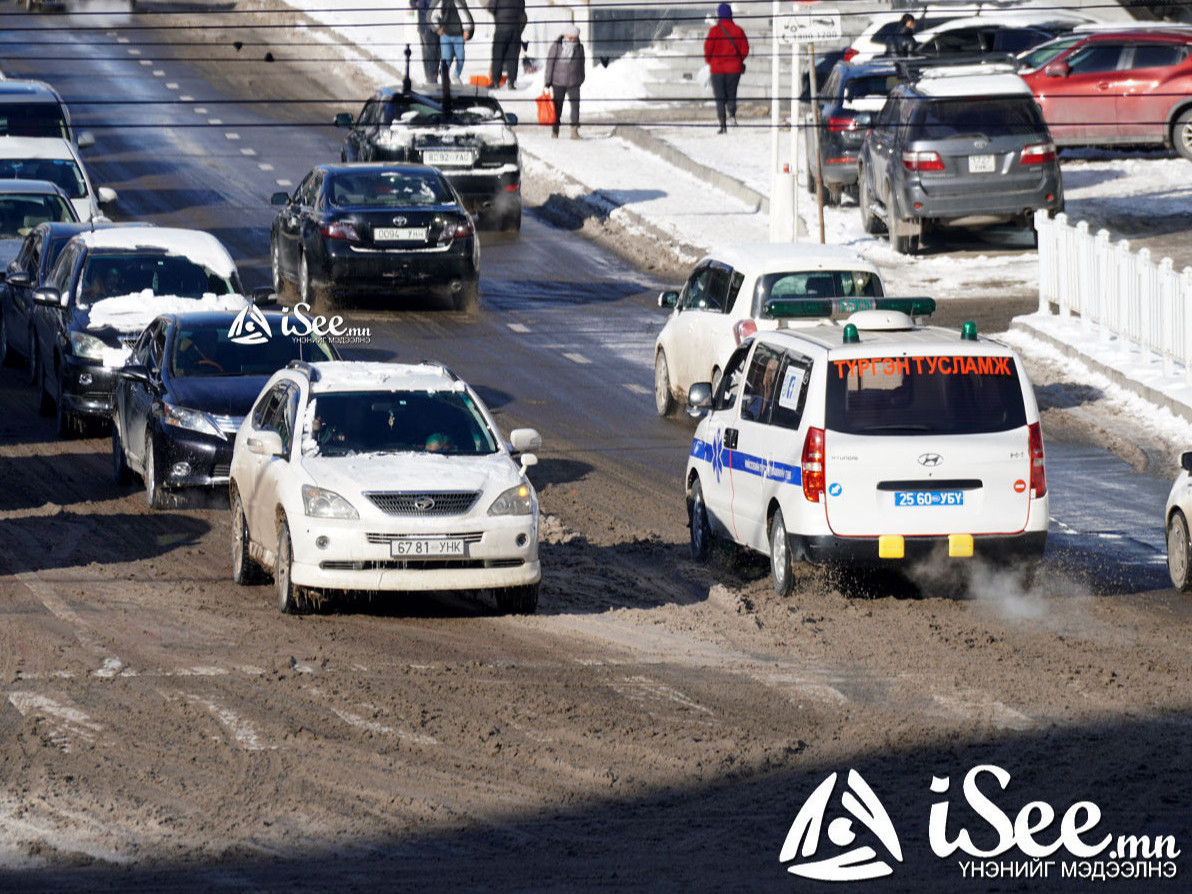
488,483,535,516
163,403,225,439
68,331,106,361
301,484,359,519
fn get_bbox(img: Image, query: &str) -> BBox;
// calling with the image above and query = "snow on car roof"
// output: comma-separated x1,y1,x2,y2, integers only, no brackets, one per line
74,227,238,278
86,292,249,333
308,361,465,394
0,135,78,160
913,70,1031,97
707,242,880,275
761,321,1013,354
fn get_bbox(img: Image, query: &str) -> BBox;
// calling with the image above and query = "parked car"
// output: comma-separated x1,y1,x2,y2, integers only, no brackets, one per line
654,243,884,416
0,220,151,375
30,227,248,437
228,360,543,614
0,136,116,222
1017,29,1192,158
684,299,1048,595
335,85,521,231
112,310,339,509
1166,450,1192,590
802,58,904,204
911,14,1094,58
0,79,96,148
270,163,480,313
857,61,1064,254
844,6,983,63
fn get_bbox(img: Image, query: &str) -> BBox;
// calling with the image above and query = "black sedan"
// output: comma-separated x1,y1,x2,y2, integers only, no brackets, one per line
270,163,480,313
112,310,338,509
336,85,521,231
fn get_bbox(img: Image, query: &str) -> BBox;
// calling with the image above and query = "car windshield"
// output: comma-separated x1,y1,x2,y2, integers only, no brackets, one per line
385,96,506,126
170,325,335,378
755,270,882,315
0,158,86,198
0,102,70,140
77,251,238,308
1019,35,1081,69
327,170,451,207
305,390,498,457
842,74,901,101
825,354,1027,435
910,97,1044,138
0,194,74,238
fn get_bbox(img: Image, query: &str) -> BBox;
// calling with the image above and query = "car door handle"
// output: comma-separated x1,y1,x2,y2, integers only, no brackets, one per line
724,428,738,450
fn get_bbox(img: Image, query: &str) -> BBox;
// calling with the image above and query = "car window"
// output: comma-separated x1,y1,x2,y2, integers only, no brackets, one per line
1021,36,1081,69
927,27,983,55
358,99,380,127
753,269,882,315
0,102,70,140
304,390,499,457
844,74,901,101
1128,43,1189,70
713,344,750,412
825,353,1028,435
740,345,784,424
171,325,335,377
255,382,299,453
993,28,1049,54
327,170,452,207
770,353,813,431
0,194,74,238
76,252,237,307
147,323,167,371
294,171,317,206
252,383,286,430
132,324,154,365
822,66,843,101
48,241,80,294
0,158,86,199
1067,44,1124,74
911,97,1044,139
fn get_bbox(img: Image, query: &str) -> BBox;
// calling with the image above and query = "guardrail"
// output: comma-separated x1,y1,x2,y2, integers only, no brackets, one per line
1035,209,1192,383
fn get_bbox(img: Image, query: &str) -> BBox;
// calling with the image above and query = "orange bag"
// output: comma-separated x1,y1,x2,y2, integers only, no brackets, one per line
537,90,556,127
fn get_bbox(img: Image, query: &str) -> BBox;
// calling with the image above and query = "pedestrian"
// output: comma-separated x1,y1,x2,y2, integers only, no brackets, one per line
545,23,585,139
888,13,918,56
410,0,441,83
704,3,749,134
428,0,475,85
486,0,527,89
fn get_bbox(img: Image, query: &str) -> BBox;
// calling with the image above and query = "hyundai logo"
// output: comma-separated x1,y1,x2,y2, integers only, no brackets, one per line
413,496,435,511
918,453,943,467
392,216,408,226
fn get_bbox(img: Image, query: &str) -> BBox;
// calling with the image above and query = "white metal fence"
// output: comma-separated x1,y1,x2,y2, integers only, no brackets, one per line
1035,209,1192,383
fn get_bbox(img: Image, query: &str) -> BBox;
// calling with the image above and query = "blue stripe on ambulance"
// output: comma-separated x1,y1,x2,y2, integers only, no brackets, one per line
690,438,802,485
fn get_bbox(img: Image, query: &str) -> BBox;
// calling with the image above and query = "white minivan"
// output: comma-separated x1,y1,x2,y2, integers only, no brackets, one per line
684,298,1048,595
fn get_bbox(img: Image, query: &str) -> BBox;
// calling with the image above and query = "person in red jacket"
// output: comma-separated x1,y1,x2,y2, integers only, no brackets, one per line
704,3,749,134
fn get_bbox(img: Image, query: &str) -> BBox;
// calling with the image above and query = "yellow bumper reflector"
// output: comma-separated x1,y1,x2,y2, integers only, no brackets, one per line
949,534,974,558
878,534,904,559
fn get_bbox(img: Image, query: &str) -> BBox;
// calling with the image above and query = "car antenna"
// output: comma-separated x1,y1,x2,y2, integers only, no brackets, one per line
402,43,412,94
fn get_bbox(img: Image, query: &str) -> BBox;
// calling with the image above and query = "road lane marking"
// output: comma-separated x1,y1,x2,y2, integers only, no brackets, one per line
507,323,530,333
182,694,272,751
240,148,257,156
193,107,207,115
623,383,649,394
152,70,165,77
166,83,179,90
329,707,439,745
563,352,590,364
207,119,223,126
8,693,103,753
139,60,152,67
225,133,241,141
258,163,275,171
276,179,292,187
180,95,194,102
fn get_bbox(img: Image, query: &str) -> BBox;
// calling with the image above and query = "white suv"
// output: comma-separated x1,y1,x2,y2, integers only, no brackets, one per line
229,360,543,614
684,298,1048,595
654,243,884,417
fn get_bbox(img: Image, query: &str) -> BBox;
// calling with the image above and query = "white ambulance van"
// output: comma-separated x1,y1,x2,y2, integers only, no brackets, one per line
684,297,1048,595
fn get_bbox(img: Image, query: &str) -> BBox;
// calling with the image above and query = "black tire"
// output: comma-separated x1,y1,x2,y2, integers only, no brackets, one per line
654,350,675,417
25,330,38,386
689,479,712,562
270,238,290,299
298,251,316,308
453,279,480,314
35,345,53,415
1168,509,1192,591
143,429,166,509
0,307,10,368
503,205,522,232
494,583,539,614
112,424,132,485
859,170,883,235
1174,108,1192,162
887,184,920,255
276,520,301,613
231,492,265,585
54,372,76,439
825,186,842,208
769,507,795,597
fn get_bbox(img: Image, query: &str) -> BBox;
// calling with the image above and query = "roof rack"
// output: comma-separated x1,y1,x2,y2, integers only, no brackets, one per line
893,52,1019,78
765,296,937,321
287,359,321,382
419,359,460,381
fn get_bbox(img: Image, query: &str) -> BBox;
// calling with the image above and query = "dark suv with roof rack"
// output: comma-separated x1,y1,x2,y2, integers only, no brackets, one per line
857,60,1063,254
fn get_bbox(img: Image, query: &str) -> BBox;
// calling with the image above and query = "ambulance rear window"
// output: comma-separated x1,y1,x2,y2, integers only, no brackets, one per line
824,354,1027,435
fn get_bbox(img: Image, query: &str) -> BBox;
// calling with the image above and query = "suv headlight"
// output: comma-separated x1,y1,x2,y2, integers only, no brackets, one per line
301,484,358,519
163,403,225,439
68,331,106,361
488,482,535,517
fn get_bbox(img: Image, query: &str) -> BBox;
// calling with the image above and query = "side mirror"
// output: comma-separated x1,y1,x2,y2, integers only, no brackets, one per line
658,290,679,309
520,453,538,473
333,112,354,128
33,286,64,308
77,131,96,149
510,428,542,453
251,286,278,306
97,186,117,206
1044,61,1068,78
1181,451,1192,473
686,382,713,418
246,430,285,457
6,269,30,288
271,191,291,206
505,112,519,126
117,363,152,385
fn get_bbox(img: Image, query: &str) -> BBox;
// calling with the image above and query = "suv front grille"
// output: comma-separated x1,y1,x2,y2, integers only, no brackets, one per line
364,491,480,516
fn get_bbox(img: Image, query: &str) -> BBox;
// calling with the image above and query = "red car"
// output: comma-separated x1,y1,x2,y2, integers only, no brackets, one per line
1018,29,1192,159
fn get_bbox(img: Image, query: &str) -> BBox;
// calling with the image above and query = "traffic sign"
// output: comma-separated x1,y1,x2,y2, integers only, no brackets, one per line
778,8,842,44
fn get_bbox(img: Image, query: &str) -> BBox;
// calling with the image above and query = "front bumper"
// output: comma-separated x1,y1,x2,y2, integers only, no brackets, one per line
156,425,235,490
59,356,118,419
287,514,541,593
798,531,1048,567
317,239,477,296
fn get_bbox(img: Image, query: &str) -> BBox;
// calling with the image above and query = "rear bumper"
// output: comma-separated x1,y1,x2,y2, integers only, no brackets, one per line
898,177,1063,224
317,240,478,295
60,357,117,419
799,531,1048,566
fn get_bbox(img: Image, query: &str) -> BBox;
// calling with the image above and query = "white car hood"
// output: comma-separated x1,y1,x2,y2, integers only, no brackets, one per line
300,452,522,505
